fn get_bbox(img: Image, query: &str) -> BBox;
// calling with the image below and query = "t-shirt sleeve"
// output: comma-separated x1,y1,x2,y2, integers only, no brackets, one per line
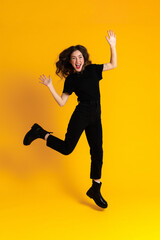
94,64,104,81
62,75,74,95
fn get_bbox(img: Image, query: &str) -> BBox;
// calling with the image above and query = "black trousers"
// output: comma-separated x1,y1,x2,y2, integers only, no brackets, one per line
46,100,103,179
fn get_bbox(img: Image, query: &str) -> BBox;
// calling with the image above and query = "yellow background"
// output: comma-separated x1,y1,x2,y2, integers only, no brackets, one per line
0,0,160,239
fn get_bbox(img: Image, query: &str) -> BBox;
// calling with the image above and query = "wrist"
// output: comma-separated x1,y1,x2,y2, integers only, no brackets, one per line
110,44,116,49
47,82,53,88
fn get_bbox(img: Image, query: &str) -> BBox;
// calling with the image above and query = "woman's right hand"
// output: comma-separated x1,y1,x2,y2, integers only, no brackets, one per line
39,74,52,87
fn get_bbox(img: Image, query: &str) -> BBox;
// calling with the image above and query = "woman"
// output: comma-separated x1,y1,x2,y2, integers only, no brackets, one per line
23,30,117,209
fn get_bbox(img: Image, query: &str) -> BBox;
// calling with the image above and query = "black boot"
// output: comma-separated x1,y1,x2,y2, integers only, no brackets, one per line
23,123,53,145
86,180,108,208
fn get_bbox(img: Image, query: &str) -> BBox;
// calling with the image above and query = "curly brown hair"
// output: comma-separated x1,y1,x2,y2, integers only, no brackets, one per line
55,45,92,79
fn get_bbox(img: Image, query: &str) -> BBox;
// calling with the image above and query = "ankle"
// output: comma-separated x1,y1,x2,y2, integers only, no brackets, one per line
45,133,50,141
93,179,101,183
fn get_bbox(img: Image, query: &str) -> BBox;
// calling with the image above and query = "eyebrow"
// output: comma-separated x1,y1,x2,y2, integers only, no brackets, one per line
71,54,82,57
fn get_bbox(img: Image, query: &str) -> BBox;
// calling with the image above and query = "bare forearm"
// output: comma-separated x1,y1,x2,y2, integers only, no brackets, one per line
48,83,63,107
110,45,117,67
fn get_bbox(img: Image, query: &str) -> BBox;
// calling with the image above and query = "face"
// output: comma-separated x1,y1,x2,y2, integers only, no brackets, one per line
70,50,85,72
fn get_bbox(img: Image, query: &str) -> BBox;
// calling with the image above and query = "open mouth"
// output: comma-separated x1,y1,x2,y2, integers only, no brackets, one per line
75,64,81,69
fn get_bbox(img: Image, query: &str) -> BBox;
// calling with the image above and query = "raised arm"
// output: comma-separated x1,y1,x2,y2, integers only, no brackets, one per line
39,74,69,107
103,30,117,71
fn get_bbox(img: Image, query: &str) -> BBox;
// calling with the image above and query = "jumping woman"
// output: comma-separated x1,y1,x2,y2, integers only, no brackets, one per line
23,30,117,209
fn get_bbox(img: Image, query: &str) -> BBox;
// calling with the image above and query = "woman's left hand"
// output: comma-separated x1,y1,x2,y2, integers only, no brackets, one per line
105,30,116,47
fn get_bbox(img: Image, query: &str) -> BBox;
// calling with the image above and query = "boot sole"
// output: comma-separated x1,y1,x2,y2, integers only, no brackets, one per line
23,123,53,146
86,191,108,209
23,124,40,145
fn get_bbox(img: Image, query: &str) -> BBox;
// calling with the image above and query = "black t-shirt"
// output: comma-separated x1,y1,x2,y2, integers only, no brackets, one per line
62,64,104,102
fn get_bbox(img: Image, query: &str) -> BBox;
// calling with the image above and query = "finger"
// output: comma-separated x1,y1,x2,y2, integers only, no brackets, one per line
105,36,109,41
39,74,45,80
39,75,44,80
107,30,110,37
43,74,47,79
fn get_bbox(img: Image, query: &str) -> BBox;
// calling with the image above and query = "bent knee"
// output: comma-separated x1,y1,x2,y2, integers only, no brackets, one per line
63,147,74,155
